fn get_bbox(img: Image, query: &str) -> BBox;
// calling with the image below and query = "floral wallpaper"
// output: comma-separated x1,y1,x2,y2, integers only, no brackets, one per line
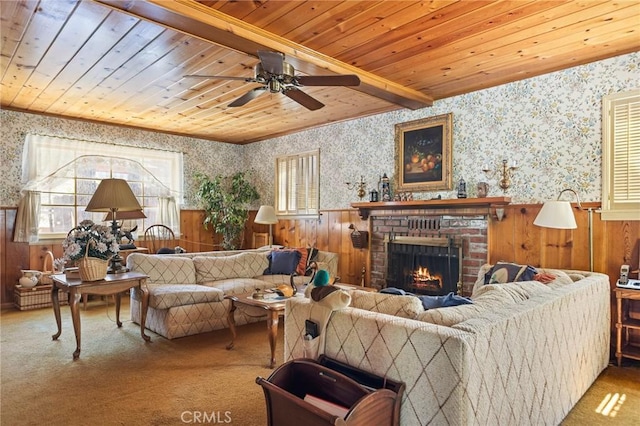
1,52,638,209
248,52,639,208
0,112,242,207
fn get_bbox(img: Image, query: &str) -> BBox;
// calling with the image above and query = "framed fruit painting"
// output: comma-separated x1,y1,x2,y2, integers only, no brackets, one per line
394,113,453,193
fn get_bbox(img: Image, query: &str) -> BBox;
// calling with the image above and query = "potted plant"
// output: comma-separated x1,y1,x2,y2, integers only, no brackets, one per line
195,171,260,250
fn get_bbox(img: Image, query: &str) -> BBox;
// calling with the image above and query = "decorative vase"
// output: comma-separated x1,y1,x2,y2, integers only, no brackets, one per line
19,270,42,288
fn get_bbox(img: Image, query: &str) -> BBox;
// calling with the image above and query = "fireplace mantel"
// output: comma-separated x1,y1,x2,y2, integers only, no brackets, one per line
351,197,511,219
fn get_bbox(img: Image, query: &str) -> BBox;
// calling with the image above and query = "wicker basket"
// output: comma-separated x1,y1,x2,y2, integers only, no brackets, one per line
77,245,109,282
350,230,369,249
40,250,55,285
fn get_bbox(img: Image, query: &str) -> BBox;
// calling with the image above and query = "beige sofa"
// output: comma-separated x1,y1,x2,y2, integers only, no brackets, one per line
284,267,610,425
127,249,338,339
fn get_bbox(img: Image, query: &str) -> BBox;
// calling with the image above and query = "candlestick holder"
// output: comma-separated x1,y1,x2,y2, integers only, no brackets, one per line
346,175,367,199
482,159,517,192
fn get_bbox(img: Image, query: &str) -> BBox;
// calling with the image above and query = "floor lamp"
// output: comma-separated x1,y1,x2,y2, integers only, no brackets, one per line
254,205,278,247
86,178,143,273
533,188,594,271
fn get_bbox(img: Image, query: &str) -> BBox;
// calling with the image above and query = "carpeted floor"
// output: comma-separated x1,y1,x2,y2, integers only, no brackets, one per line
561,361,640,425
1,299,276,426
1,298,639,425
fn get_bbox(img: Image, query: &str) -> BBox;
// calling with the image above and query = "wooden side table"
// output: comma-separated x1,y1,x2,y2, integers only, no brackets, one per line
252,232,269,248
81,247,150,309
614,288,640,366
51,271,150,360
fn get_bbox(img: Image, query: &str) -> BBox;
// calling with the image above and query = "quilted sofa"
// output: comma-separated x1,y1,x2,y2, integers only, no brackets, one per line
284,267,611,425
126,249,338,339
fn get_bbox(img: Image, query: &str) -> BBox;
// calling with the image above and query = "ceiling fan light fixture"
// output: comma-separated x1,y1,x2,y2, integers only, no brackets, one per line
190,50,359,110
254,63,268,81
281,62,295,80
268,79,281,93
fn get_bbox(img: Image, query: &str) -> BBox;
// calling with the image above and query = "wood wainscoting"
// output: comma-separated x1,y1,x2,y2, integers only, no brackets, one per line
2,205,638,348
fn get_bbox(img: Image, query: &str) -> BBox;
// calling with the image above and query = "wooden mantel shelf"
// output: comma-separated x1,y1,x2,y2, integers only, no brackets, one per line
351,197,511,219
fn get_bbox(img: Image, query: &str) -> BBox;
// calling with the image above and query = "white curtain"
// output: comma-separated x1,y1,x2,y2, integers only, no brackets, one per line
158,196,179,233
13,191,40,243
17,134,184,242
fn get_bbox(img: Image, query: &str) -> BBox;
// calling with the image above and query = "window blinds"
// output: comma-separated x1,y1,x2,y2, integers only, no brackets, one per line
602,90,640,220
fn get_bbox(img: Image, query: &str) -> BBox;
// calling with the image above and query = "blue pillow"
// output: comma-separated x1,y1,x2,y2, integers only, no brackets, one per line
266,250,302,275
417,292,473,310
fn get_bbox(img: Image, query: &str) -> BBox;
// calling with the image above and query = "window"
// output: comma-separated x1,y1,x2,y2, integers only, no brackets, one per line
602,90,640,220
275,149,319,218
21,134,182,239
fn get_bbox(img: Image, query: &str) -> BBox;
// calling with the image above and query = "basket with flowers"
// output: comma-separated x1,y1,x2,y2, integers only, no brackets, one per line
63,220,120,281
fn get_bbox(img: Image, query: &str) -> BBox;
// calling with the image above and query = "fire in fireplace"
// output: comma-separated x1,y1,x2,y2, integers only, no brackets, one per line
386,236,462,295
412,266,443,291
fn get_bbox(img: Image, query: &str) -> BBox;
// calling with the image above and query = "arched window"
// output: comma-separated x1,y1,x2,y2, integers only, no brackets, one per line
15,134,182,242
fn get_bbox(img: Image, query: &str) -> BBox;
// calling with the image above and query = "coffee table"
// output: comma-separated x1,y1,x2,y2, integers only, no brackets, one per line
225,292,293,368
224,284,374,368
51,271,150,360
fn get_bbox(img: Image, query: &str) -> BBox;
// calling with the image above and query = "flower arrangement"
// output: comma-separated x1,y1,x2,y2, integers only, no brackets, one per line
63,220,119,262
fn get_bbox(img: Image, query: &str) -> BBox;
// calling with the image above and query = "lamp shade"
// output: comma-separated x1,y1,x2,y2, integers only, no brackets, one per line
86,179,142,212
103,209,146,221
533,201,577,229
254,205,278,224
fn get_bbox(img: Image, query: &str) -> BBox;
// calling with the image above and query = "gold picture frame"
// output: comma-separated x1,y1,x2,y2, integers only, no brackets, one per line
394,113,453,192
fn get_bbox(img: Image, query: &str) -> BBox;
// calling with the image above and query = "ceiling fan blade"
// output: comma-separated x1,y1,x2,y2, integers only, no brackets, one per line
184,74,255,82
297,75,361,86
257,50,284,75
228,87,267,107
284,88,324,111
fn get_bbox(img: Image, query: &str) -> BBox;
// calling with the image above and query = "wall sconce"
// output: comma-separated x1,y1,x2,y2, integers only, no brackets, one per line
346,176,366,200
494,207,505,221
483,159,518,192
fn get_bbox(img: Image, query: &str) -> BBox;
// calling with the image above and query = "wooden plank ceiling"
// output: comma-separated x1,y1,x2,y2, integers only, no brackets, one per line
1,0,638,144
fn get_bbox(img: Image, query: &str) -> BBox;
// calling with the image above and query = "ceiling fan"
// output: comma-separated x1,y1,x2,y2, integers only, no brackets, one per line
185,50,361,111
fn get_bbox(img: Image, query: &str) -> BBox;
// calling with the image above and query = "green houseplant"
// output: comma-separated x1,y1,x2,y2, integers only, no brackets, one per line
195,171,260,250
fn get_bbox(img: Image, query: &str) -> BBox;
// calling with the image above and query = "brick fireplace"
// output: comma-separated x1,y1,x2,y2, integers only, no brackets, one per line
352,198,510,295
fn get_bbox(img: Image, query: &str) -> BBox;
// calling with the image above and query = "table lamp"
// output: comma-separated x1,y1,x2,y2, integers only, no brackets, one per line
86,178,143,273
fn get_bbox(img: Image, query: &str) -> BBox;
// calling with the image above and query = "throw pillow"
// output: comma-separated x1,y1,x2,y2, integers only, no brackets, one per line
275,247,311,275
484,261,537,284
294,247,308,275
265,249,302,275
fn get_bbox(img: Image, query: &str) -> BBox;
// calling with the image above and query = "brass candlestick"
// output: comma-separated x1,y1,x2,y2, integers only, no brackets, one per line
346,175,367,199
483,159,517,192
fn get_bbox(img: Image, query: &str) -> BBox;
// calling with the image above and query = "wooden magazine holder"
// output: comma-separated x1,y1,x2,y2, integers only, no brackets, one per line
256,356,404,426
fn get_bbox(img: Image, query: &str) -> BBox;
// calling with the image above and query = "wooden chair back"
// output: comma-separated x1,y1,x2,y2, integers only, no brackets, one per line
144,224,176,254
